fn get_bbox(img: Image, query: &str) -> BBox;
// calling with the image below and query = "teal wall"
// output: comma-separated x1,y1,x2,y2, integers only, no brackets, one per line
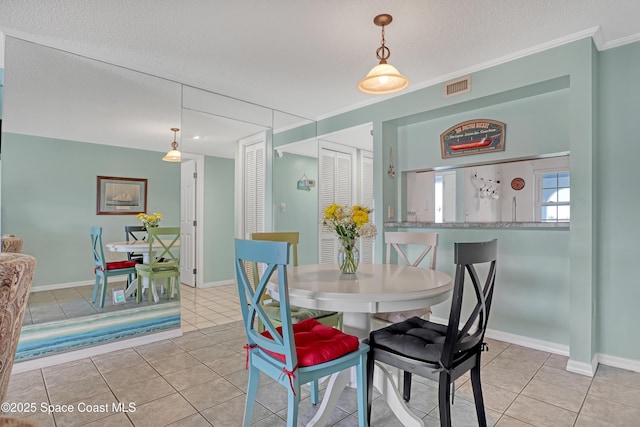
397,88,572,346
203,155,235,282
281,38,621,367
597,42,640,358
1,133,180,287
272,153,318,264
397,88,570,172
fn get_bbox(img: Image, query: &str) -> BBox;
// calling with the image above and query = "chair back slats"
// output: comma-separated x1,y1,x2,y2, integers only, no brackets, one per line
91,226,106,270
251,232,299,266
146,227,180,267
125,225,146,261
235,239,298,370
442,239,497,367
385,231,438,269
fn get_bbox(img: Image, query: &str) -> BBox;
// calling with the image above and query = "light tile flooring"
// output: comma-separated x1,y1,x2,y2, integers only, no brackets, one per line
23,281,176,325
6,284,640,426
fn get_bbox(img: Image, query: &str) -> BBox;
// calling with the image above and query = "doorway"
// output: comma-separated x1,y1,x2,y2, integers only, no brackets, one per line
180,153,204,288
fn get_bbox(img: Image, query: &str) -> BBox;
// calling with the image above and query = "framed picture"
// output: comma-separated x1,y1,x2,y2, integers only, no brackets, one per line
97,176,147,215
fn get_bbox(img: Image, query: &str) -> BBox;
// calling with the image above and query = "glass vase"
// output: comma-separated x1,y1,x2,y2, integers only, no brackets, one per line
338,238,360,274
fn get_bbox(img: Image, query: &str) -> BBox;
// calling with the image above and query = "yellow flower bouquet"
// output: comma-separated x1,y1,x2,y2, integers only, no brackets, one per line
322,204,376,273
136,212,163,228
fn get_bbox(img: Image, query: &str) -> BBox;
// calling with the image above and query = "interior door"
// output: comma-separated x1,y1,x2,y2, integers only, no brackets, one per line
318,146,354,263
180,159,197,287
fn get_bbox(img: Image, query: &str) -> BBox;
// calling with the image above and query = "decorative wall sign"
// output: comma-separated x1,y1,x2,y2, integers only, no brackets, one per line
296,174,316,191
440,119,506,159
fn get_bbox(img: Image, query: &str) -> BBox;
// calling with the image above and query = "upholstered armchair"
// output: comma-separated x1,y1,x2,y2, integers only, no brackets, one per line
1,236,23,254
0,253,36,405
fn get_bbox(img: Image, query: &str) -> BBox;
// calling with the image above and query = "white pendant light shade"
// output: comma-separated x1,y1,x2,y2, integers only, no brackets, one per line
162,128,181,162
358,14,409,95
358,63,409,94
162,148,181,162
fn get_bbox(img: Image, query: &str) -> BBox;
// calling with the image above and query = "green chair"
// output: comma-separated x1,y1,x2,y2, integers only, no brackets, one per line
251,232,343,330
91,227,138,308
135,227,180,304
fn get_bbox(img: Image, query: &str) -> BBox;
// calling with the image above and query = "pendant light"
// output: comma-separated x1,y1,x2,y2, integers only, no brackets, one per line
162,128,181,162
358,14,409,95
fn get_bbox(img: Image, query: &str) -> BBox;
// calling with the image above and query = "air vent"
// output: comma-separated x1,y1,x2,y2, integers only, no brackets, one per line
445,76,471,97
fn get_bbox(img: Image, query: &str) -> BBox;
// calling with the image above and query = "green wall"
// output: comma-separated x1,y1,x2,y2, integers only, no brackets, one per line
272,153,318,264
597,41,640,359
203,155,235,282
396,88,572,345
286,38,605,368
1,133,180,287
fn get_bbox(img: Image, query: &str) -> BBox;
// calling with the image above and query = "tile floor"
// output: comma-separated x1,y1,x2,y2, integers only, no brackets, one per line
6,284,640,426
23,281,176,325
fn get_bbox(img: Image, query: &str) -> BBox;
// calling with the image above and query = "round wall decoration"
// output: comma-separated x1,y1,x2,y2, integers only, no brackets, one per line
511,177,525,191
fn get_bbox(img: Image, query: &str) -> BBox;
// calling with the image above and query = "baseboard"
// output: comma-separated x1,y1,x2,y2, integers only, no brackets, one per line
597,352,640,374
31,279,95,292
567,355,598,377
484,329,570,357
430,315,570,357
12,328,182,374
199,279,234,288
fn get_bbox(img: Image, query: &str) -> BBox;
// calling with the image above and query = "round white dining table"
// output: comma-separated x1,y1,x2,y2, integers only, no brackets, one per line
267,263,453,427
105,240,180,303
268,263,453,338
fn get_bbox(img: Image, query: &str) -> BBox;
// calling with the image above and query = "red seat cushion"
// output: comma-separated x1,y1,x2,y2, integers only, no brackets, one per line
104,260,137,270
260,318,359,366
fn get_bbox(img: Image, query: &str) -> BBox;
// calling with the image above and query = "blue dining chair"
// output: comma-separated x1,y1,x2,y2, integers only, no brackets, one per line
91,227,138,308
235,239,370,427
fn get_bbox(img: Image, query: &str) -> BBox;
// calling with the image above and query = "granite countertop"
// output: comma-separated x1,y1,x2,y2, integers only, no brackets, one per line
384,221,570,229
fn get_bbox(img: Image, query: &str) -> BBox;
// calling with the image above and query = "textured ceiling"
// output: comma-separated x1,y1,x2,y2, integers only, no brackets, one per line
1,1,640,157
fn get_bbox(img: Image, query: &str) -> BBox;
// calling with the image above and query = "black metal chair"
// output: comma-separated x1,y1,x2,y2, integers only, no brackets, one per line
125,225,146,264
365,239,497,427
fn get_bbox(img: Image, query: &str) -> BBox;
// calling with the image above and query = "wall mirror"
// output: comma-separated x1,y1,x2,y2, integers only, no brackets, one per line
1,37,184,358
405,153,570,223
273,123,373,264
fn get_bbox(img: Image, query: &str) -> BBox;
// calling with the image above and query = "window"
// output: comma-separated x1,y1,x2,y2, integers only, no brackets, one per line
435,171,456,223
538,171,570,222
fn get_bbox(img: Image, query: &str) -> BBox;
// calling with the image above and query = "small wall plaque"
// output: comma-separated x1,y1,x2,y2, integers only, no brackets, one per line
440,119,506,159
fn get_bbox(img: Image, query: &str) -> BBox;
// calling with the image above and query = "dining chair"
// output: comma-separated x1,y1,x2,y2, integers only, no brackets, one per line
91,226,138,308
365,239,497,427
251,232,343,330
235,238,369,427
135,227,180,304
373,231,438,324
124,225,147,263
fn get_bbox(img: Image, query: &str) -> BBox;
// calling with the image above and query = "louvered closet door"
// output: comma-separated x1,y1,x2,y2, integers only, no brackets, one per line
242,140,265,282
319,149,352,263
360,153,374,263
243,142,264,238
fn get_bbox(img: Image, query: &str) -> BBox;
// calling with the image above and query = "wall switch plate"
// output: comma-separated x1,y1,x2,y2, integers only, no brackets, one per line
280,203,286,213
388,205,394,219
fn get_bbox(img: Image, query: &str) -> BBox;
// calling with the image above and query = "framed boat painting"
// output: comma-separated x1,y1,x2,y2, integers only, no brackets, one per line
96,176,148,215
440,119,506,159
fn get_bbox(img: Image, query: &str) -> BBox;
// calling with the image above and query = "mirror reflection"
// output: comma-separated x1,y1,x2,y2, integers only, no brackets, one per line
1,37,184,354
273,123,374,264
405,154,570,223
